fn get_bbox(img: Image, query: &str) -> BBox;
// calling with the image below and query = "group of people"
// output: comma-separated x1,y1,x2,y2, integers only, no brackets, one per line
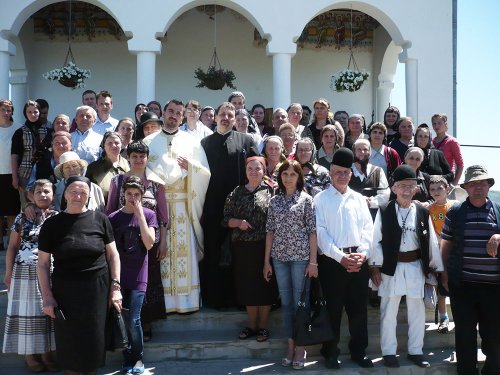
1,91,498,375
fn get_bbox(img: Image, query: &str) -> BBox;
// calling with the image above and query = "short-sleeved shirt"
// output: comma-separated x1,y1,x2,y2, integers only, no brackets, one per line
266,190,316,262
108,208,158,291
442,199,500,284
39,210,114,278
429,200,456,236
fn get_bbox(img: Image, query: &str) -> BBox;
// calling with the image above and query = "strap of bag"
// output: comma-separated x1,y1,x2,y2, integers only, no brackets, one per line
298,276,310,307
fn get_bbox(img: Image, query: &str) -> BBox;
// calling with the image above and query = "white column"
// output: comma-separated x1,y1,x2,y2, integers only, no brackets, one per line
404,58,418,123
10,69,27,124
376,76,394,122
136,51,156,103
271,53,292,110
0,39,15,99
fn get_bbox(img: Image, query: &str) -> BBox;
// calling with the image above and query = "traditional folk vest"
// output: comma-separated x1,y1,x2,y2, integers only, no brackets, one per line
379,200,431,276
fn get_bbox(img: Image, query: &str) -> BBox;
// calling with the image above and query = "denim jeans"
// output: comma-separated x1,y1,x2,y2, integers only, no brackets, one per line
122,289,145,364
272,259,309,339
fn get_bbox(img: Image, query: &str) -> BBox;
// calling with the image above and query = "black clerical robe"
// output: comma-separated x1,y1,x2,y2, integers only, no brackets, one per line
200,130,258,308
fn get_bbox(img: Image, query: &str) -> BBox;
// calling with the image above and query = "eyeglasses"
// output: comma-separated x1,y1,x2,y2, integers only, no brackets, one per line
396,183,417,190
185,108,198,113
297,148,312,153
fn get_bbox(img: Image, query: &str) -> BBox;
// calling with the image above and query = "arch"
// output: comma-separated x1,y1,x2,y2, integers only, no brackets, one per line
3,0,128,39
379,41,401,83
293,1,407,48
157,0,267,41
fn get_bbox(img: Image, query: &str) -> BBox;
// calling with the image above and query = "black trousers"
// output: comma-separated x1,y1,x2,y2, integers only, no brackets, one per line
449,282,500,375
318,254,369,360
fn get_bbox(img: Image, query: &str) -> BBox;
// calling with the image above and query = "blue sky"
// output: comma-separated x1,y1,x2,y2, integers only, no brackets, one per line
392,0,500,189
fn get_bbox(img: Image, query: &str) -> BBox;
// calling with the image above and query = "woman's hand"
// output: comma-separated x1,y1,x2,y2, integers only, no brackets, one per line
157,237,168,261
263,262,273,282
42,295,58,319
12,174,19,190
305,263,318,278
24,203,37,221
109,288,122,313
4,271,12,290
238,219,253,231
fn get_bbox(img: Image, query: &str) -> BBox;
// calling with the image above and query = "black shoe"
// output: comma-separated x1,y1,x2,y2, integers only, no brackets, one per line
383,355,400,368
324,357,340,369
407,354,430,368
352,356,374,368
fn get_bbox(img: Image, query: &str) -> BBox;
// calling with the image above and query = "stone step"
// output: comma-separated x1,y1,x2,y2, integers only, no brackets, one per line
158,304,452,333
3,350,483,375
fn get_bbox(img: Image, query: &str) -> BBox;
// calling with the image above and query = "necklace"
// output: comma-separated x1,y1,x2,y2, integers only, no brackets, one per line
398,204,412,244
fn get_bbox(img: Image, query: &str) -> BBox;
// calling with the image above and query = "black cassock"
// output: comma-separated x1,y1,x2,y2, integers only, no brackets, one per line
200,131,258,308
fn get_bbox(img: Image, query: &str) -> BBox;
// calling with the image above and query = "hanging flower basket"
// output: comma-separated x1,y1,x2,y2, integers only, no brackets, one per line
43,61,91,89
195,66,236,90
330,69,370,92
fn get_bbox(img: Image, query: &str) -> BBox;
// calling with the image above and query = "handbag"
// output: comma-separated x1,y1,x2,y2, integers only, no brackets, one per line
105,308,129,351
219,231,232,268
293,277,334,346
423,283,437,310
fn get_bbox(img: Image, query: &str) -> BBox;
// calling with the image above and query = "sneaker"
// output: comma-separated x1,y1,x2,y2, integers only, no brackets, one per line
437,318,449,334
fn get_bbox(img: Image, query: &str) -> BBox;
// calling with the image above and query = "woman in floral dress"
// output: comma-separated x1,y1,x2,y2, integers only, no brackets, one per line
3,179,58,372
264,160,318,370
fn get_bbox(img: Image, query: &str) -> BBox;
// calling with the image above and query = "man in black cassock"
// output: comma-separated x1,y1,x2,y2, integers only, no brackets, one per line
200,102,258,308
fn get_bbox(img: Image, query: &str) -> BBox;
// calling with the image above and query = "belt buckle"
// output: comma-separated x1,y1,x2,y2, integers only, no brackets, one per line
343,247,351,254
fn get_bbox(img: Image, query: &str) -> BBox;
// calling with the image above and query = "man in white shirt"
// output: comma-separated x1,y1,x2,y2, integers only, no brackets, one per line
369,165,443,368
93,90,118,135
70,105,103,164
314,147,374,370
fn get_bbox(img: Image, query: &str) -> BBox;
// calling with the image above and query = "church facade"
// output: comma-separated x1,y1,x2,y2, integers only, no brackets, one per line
1,0,453,128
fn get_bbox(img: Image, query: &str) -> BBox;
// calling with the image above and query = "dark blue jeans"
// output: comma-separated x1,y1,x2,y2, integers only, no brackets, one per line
122,289,145,364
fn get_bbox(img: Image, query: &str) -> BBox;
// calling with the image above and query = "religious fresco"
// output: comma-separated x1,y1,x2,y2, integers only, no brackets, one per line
255,10,379,51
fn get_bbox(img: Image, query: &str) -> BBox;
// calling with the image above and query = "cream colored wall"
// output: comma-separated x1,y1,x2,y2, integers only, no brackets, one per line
18,8,374,122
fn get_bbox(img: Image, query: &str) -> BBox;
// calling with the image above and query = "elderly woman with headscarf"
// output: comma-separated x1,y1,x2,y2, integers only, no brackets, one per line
223,156,278,342
294,137,331,197
86,131,130,201
53,151,105,211
316,124,344,170
414,124,453,183
38,176,121,375
348,139,390,220
344,114,369,150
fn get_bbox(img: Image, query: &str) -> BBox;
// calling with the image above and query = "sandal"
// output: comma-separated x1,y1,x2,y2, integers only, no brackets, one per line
292,349,307,370
238,327,256,340
256,328,269,342
281,357,292,367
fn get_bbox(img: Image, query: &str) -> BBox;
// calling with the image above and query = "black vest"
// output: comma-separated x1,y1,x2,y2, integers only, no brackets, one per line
379,200,430,276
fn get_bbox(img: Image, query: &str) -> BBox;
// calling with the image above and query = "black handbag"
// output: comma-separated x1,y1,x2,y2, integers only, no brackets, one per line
105,308,129,351
293,277,334,346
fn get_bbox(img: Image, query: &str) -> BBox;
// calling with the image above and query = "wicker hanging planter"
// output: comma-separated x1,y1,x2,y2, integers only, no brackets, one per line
195,48,236,90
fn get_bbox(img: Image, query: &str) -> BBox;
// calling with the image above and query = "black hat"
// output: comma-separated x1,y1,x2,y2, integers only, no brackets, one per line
140,112,163,127
331,147,354,169
392,165,417,183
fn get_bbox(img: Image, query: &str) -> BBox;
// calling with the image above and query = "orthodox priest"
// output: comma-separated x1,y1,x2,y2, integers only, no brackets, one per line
143,100,210,313
201,102,258,308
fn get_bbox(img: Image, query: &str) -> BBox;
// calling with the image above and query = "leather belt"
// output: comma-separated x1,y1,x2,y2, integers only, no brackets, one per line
398,249,421,262
340,246,359,254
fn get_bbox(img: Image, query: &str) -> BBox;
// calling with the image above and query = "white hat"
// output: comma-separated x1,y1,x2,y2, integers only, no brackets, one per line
54,151,88,179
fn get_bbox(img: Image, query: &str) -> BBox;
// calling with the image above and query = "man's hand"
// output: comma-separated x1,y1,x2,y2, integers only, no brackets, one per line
486,234,500,257
340,255,361,272
369,267,382,287
177,156,189,171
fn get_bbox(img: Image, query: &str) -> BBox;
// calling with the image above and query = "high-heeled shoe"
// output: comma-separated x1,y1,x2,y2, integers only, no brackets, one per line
292,350,307,370
25,355,46,373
